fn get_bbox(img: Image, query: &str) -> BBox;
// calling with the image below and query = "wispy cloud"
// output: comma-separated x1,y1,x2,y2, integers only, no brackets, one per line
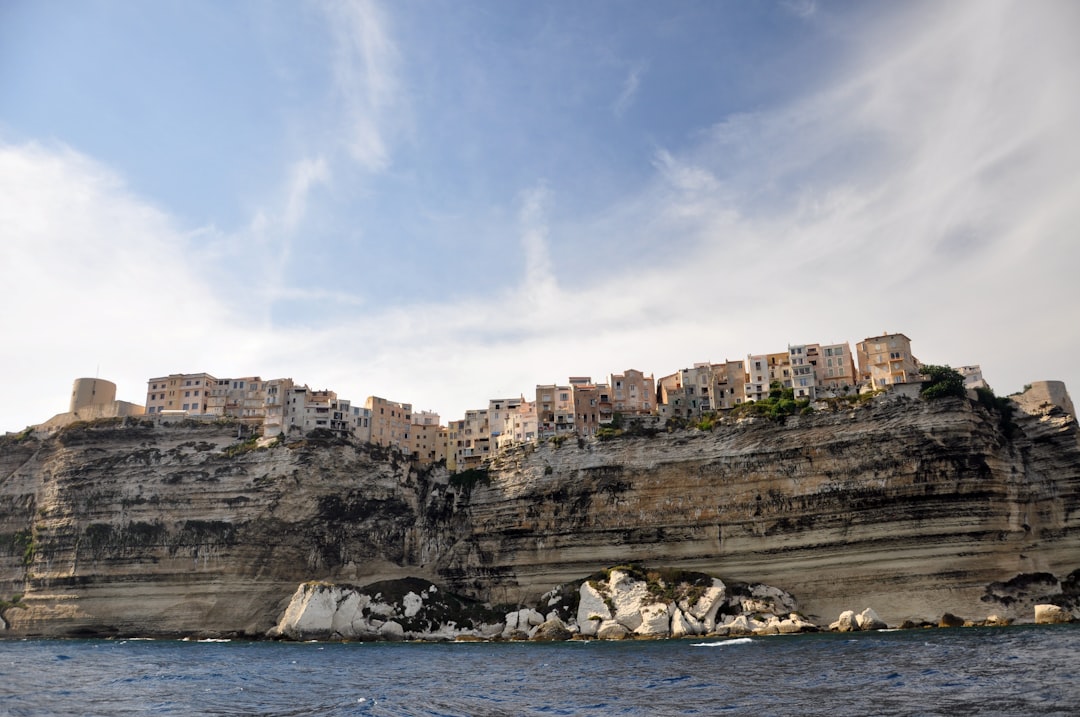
321,0,402,172
782,0,817,20
613,62,646,118
518,184,557,305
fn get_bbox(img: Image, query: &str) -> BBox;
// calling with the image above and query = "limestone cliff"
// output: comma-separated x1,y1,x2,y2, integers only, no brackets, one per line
2,390,1079,637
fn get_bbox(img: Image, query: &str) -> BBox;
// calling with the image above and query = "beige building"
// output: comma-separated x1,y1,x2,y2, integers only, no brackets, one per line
507,400,538,446
569,378,611,437
408,421,446,466
817,342,857,393
609,369,655,416
204,376,268,425
856,333,920,389
451,407,491,469
365,396,413,451
658,365,713,419
958,365,988,389
262,378,295,437
408,411,444,465
279,386,371,440
145,373,216,415
445,419,465,472
710,360,746,410
536,384,575,438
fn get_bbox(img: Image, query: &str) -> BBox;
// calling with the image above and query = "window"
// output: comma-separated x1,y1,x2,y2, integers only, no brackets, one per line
185,391,190,397
182,403,190,410
559,393,569,401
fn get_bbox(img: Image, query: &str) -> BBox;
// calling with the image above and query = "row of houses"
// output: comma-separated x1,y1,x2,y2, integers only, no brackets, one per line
134,332,982,469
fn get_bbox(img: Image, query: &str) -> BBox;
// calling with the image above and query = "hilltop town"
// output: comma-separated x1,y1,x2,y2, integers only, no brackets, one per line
33,331,996,470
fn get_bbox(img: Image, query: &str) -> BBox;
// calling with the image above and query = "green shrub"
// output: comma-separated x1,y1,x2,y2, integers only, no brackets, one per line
920,364,966,400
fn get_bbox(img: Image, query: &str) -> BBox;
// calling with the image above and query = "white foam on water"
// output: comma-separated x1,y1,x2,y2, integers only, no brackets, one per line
691,637,753,647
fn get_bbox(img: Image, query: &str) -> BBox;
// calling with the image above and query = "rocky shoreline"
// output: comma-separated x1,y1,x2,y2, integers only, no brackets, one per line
264,567,1079,645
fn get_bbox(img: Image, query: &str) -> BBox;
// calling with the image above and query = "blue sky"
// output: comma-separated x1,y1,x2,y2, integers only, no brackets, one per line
2,0,1079,431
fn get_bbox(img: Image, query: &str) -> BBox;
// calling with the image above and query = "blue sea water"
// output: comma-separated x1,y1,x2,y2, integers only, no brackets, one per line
1,625,1077,716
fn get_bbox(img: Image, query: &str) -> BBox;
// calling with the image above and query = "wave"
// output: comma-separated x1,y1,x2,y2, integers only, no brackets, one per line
691,638,754,647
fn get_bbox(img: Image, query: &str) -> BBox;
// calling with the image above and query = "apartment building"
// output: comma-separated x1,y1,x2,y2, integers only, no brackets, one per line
788,345,818,400
658,364,714,419
204,376,267,425
569,378,612,437
408,420,446,466
453,407,491,469
445,419,464,472
145,373,216,415
609,369,655,416
958,365,987,389
365,396,412,451
744,355,770,402
508,400,538,446
536,384,575,438
262,378,295,437
709,360,746,410
408,410,443,465
817,342,857,393
856,333,920,388
280,386,369,438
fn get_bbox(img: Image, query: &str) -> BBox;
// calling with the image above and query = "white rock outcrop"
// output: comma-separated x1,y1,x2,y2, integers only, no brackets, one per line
856,607,887,631
576,581,612,637
1034,604,1072,624
829,610,859,632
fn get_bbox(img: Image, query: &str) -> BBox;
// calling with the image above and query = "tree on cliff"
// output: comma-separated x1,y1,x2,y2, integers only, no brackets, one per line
919,365,966,400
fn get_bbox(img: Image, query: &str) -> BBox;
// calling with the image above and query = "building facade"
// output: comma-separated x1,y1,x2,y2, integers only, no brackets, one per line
856,333,920,388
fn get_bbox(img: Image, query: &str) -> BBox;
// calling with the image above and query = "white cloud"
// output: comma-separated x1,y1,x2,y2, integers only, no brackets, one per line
613,62,645,118
3,0,1078,432
321,0,402,172
0,141,255,428
518,185,557,306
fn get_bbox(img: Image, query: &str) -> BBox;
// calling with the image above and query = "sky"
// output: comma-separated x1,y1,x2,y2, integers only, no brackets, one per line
2,0,1079,432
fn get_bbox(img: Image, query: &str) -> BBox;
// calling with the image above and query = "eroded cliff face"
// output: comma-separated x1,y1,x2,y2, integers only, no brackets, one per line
437,395,1080,625
2,393,1078,637
0,422,451,637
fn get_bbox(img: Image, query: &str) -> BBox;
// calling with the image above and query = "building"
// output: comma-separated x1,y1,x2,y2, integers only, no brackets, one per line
451,407,491,469
507,400,538,446
262,378,296,437
365,396,413,451
36,377,145,431
744,355,771,402
816,342,857,394
856,333,920,389
569,378,612,437
145,373,217,415
408,419,446,466
204,376,268,425
709,360,746,410
788,345,818,400
536,384,575,439
658,364,714,419
609,369,655,416
957,365,988,389
408,411,444,465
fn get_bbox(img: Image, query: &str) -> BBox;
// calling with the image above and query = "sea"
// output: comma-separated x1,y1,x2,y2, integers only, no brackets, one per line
1,625,1077,716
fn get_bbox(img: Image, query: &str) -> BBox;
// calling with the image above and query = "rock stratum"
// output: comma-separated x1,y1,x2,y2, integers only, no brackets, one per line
2,389,1079,638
